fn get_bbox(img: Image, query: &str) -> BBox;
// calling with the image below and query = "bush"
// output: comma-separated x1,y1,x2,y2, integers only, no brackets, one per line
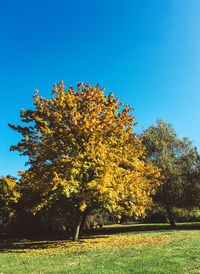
142,206,167,223
142,206,200,224
173,207,200,222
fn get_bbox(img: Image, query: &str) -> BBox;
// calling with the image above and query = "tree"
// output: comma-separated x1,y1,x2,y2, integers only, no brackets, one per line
180,150,200,208
141,119,200,227
0,176,19,233
9,82,161,240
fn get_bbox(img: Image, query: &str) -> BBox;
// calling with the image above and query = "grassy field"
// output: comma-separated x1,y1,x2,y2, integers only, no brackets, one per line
0,223,200,273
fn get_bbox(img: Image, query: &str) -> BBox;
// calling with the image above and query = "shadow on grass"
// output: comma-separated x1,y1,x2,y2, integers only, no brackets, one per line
87,222,200,236
0,236,109,253
0,222,199,253
0,240,60,253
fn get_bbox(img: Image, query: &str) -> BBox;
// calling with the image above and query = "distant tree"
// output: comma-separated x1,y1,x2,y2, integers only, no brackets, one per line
180,150,200,208
0,176,19,232
141,119,200,227
9,82,161,241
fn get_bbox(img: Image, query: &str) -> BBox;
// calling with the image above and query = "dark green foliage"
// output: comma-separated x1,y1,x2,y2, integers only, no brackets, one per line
143,206,168,223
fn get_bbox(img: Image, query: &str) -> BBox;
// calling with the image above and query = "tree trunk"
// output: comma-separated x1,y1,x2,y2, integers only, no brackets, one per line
162,184,176,229
73,212,83,242
165,203,176,228
80,209,90,232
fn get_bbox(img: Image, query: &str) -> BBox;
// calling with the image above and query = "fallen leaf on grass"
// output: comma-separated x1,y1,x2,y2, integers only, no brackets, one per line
2,234,184,255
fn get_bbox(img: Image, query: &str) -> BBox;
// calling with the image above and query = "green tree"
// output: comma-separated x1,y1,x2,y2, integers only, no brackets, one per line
9,82,161,240
180,150,200,208
141,119,199,227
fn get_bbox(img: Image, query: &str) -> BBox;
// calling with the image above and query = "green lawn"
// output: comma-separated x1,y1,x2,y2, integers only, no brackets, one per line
0,224,200,273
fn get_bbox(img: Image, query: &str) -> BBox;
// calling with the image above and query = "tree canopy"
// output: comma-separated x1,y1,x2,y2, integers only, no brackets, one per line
9,82,161,240
141,119,200,227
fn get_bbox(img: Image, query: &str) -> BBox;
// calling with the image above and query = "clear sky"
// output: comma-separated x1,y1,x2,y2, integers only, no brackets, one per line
0,0,200,177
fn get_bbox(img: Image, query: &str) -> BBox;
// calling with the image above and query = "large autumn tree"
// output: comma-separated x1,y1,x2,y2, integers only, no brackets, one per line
9,82,161,240
141,119,200,227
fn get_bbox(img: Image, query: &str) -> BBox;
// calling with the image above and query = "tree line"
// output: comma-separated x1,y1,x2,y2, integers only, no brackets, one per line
1,82,200,241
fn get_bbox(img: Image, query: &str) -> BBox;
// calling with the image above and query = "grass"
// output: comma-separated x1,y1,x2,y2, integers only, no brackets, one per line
0,223,200,273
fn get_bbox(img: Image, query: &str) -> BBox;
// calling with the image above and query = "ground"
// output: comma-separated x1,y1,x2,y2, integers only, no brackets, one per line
0,223,199,273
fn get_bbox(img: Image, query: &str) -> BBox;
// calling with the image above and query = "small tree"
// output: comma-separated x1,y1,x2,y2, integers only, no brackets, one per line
0,176,19,232
141,119,199,227
9,82,161,240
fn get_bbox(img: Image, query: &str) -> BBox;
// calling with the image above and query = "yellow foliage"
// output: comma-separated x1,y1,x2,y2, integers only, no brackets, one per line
9,82,162,218
0,176,19,203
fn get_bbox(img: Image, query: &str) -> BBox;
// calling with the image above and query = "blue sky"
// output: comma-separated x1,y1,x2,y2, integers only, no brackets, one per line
0,0,200,177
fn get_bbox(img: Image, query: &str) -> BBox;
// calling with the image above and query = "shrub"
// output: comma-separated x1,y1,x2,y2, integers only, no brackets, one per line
173,207,200,222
